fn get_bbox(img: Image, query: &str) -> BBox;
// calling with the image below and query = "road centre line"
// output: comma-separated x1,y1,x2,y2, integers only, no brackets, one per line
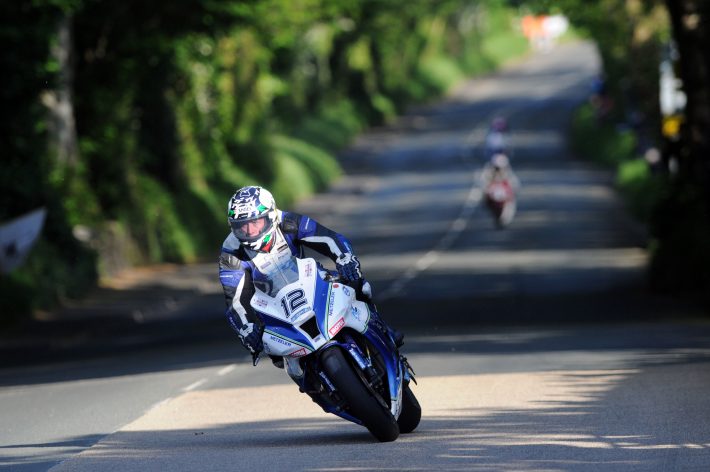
379,172,482,301
182,378,207,392
217,364,237,376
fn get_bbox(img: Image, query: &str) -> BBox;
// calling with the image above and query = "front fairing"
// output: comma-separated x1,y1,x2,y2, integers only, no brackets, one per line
251,258,369,358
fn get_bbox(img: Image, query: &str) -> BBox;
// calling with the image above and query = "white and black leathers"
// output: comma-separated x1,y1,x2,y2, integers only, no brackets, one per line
219,210,361,339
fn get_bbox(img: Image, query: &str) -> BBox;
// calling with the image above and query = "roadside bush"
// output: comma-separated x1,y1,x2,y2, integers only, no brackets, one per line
571,103,664,224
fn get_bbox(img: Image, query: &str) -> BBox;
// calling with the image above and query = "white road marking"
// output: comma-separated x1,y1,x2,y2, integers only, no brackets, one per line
182,378,207,392
379,172,483,300
217,364,237,376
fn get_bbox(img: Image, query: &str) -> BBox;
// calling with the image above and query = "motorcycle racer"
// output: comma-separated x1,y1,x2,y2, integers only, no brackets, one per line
484,116,512,158
219,185,402,363
479,153,520,227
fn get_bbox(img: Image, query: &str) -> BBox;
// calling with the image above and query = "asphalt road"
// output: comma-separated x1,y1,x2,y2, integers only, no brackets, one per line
1,41,709,472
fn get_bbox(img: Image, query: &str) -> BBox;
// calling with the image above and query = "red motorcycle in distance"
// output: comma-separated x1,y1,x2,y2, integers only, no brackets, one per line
484,179,517,228
480,153,519,228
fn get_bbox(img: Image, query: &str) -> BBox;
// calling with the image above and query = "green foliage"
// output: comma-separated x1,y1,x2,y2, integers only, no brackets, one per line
479,4,530,63
271,135,341,191
416,56,465,97
288,99,365,152
481,29,529,67
571,105,637,167
0,2,99,321
0,236,98,323
1,0,529,322
617,158,665,223
571,103,664,224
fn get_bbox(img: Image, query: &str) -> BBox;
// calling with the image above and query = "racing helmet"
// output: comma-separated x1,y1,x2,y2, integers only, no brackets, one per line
491,116,508,132
227,186,279,252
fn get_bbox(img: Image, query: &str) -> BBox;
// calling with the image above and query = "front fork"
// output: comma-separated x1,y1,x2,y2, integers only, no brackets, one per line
291,332,415,423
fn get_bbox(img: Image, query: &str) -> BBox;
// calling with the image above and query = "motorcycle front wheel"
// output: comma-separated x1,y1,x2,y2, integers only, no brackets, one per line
397,382,421,433
320,346,400,442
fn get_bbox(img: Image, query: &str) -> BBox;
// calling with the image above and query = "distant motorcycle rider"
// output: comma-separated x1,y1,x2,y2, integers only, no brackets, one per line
218,186,402,364
479,153,520,227
484,116,512,159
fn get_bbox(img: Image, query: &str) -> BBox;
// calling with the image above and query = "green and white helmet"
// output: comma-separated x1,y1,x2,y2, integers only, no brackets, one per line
227,186,279,252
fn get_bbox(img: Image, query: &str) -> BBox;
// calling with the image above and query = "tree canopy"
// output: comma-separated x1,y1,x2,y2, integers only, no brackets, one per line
0,0,528,318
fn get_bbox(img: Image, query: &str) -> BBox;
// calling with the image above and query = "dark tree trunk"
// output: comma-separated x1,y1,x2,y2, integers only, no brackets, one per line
650,1,710,301
45,14,78,169
665,0,710,188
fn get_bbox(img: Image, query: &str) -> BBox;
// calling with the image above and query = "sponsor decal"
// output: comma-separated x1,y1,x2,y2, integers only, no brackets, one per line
327,289,335,315
253,297,268,308
305,262,313,277
291,306,311,322
350,305,361,321
329,317,345,336
333,283,339,288
289,347,308,357
342,286,351,297
269,335,292,347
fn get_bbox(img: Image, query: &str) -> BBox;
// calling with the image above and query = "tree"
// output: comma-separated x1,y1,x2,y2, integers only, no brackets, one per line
649,1,710,302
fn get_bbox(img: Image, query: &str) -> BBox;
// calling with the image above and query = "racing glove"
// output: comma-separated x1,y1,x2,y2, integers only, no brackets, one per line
336,253,362,283
237,322,264,355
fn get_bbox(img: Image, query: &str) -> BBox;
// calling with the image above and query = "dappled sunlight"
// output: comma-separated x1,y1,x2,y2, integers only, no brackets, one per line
520,183,617,202
45,349,710,471
512,209,617,228
362,247,646,274
509,129,565,149
430,247,645,272
123,384,324,430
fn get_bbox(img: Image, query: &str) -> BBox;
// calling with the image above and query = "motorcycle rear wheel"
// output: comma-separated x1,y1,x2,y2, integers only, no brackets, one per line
320,346,400,442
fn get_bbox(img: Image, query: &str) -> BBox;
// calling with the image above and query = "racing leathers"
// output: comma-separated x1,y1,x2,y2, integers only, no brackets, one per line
218,210,398,360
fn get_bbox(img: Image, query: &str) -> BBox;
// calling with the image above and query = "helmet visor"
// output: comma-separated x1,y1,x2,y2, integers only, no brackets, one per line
229,215,273,242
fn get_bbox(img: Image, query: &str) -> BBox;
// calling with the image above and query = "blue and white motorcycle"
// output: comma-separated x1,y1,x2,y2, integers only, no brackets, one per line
249,256,420,442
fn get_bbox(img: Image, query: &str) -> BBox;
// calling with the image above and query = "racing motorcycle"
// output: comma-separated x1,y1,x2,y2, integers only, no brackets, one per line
249,256,421,442
484,179,516,228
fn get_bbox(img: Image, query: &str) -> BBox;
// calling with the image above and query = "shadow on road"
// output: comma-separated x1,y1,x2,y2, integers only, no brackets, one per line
9,343,710,471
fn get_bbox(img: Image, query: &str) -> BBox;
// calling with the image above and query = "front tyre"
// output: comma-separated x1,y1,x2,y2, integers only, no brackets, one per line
397,382,421,433
320,346,399,442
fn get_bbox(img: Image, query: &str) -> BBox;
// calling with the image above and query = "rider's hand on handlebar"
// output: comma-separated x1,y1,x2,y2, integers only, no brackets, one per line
336,253,362,283
238,322,264,357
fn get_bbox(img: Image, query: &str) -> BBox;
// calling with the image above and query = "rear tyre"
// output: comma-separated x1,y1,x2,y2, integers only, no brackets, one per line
397,382,421,433
320,346,400,442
